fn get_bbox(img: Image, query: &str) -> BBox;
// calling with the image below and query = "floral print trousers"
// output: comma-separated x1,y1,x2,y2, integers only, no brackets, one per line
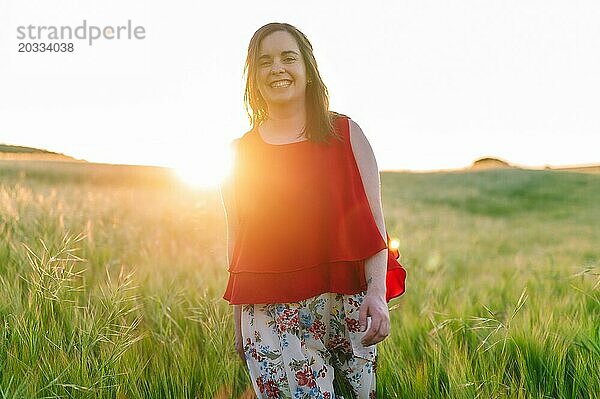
241,291,377,399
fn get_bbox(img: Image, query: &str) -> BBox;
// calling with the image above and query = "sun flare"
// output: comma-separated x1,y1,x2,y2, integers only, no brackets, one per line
172,143,234,189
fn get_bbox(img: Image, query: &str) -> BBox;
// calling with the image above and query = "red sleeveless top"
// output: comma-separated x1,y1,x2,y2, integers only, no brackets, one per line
222,116,406,305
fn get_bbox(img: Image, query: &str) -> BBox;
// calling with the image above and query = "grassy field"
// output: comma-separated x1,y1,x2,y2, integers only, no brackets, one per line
0,159,598,398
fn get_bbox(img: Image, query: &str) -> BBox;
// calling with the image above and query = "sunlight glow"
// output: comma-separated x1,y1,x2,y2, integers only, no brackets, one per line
389,238,402,259
172,143,234,189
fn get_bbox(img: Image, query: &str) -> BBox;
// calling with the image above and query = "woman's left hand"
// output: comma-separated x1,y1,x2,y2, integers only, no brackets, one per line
358,292,390,346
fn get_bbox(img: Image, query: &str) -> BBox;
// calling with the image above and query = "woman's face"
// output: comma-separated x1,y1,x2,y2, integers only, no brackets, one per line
255,30,308,109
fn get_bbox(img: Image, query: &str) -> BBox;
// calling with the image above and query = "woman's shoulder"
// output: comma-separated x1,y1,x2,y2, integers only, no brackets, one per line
330,111,350,126
331,111,365,134
229,127,255,148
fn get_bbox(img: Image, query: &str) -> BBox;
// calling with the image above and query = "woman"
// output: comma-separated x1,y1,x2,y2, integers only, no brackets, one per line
220,22,406,398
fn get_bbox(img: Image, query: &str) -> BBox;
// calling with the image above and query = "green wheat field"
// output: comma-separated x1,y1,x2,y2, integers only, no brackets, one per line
0,159,598,398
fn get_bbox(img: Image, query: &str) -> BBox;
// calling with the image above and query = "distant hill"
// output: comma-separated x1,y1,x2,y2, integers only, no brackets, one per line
0,144,82,162
470,157,514,170
467,157,600,174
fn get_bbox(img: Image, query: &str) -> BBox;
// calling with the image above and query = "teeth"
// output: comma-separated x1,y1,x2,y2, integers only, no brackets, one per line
271,80,291,88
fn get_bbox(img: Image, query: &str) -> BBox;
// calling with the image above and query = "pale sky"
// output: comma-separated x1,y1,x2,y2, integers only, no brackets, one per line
1,0,599,186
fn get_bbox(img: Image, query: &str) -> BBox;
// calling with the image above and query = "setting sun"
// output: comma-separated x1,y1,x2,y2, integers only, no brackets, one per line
172,143,234,189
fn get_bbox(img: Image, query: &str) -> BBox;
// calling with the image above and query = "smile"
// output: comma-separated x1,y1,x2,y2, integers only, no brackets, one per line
270,80,292,88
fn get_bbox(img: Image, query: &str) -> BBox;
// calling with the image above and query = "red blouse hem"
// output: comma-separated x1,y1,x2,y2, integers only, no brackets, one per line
223,234,406,305
223,261,369,305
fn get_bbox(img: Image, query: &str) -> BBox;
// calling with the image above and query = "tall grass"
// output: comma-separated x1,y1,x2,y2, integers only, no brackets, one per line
0,160,598,398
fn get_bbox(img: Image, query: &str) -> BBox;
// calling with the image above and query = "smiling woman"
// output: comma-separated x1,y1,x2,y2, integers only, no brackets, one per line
220,22,406,398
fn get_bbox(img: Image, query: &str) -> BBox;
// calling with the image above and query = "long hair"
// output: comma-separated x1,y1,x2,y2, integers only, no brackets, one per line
243,22,344,144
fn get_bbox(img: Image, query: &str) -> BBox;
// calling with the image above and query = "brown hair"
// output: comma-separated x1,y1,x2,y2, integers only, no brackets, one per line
243,22,345,144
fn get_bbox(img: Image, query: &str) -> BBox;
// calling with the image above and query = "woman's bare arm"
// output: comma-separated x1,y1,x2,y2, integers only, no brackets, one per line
221,139,240,266
348,118,391,346
348,118,388,298
219,139,245,359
